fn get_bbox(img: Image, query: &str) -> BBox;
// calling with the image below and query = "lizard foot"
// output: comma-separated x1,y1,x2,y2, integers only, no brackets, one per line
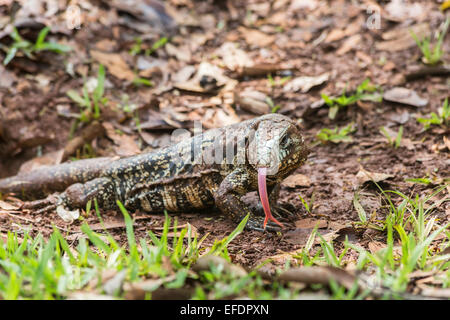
251,203,294,221
245,216,284,233
22,194,60,214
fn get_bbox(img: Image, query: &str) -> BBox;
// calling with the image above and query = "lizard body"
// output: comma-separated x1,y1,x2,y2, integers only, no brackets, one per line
0,114,309,231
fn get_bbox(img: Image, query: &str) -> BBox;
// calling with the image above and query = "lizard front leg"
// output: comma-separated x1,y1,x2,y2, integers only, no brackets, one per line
214,169,282,232
23,177,115,214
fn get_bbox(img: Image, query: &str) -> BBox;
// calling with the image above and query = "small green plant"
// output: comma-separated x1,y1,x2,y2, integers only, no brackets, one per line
417,98,449,130
316,122,355,144
129,36,168,56
352,191,384,230
298,192,315,214
146,37,168,56
207,213,249,259
118,94,142,132
265,97,281,113
321,79,382,119
404,177,432,185
129,37,143,56
2,27,71,66
353,191,368,224
67,65,107,123
267,73,291,88
70,143,96,161
379,125,403,148
132,76,153,87
411,18,449,65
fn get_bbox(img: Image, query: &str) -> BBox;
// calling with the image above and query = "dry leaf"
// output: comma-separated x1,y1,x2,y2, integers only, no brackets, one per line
385,0,425,21
278,266,358,290
376,23,429,52
383,87,428,107
283,73,329,93
420,287,450,299
103,270,127,296
289,0,318,11
368,241,386,254
336,34,361,56
216,42,253,72
284,228,316,246
356,51,373,65
103,122,141,156
239,27,275,47
193,255,247,277
202,106,241,129
443,136,450,151
295,218,327,229
0,200,20,210
284,227,345,246
356,168,394,185
281,174,311,188
68,292,116,300
235,90,270,115
174,62,231,93
325,29,346,43
19,149,64,174
90,50,135,81
123,274,177,299
172,65,196,83
0,64,16,88
165,43,192,62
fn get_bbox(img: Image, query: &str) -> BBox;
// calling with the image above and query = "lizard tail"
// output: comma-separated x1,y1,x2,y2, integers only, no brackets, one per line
0,157,114,199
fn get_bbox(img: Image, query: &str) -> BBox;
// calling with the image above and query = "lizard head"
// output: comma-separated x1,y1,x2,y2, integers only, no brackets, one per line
247,114,309,229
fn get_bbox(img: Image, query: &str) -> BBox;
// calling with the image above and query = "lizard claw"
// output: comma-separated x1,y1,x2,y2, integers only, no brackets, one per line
273,206,295,219
251,203,293,221
35,203,58,214
245,216,284,233
23,194,60,214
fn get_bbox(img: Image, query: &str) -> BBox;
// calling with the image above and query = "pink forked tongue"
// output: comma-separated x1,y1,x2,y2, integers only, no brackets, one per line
258,167,284,229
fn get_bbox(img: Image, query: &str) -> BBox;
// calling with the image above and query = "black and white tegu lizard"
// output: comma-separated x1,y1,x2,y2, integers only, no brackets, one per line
0,114,309,232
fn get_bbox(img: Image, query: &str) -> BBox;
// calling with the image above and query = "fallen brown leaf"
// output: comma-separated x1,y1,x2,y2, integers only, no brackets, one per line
216,42,253,72
281,173,311,188
336,34,361,56
90,50,135,81
278,266,358,290
0,199,21,210
19,149,64,174
193,255,247,277
376,23,429,52
419,286,450,299
368,241,386,254
239,27,275,47
165,43,192,62
283,73,329,93
383,87,428,107
62,121,105,161
443,136,450,151
295,218,327,229
356,167,394,185
235,89,270,115
103,122,141,156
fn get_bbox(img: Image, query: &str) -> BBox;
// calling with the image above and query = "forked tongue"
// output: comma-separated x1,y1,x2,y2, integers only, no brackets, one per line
258,167,284,229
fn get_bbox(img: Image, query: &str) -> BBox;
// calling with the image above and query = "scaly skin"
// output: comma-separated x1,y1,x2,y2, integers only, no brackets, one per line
0,114,309,232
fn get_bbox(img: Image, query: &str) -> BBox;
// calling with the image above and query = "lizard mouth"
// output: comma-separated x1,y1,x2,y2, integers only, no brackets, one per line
257,167,284,230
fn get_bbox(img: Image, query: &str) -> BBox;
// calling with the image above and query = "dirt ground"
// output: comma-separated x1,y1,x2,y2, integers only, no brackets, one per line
0,0,449,269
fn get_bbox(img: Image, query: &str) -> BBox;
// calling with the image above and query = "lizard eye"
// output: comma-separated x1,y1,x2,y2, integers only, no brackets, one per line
280,135,289,147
